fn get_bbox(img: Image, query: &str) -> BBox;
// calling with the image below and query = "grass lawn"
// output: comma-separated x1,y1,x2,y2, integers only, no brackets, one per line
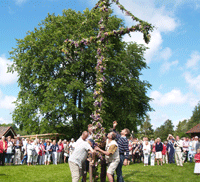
0,162,199,182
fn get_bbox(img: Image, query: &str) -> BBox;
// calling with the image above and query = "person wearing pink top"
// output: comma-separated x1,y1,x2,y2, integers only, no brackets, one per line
152,139,157,153
0,136,7,166
57,140,64,164
162,141,168,164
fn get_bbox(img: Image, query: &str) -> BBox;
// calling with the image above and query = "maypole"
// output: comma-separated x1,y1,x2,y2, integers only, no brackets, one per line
62,0,153,181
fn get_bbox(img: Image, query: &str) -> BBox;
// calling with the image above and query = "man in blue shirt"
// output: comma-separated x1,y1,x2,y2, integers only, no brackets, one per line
113,121,130,182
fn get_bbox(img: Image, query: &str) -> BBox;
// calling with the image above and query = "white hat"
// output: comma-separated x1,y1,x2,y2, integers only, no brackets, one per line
17,134,20,138
71,138,74,142
195,136,198,138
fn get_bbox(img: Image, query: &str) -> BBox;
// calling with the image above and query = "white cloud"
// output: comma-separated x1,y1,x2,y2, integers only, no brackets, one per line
188,95,199,108
14,0,27,5
0,55,18,85
0,117,13,124
160,60,179,74
184,72,200,92
0,89,16,111
159,47,172,61
149,111,169,129
186,51,200,69
111,0,178,63
150,89,188,106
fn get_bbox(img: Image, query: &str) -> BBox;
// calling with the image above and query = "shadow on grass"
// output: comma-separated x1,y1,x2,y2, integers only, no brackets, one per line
0,174,6,176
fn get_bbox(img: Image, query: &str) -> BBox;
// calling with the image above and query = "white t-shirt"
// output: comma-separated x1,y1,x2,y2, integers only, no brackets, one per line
27,144,33,155
22,140,27,151
143,144,151,154
73,137,84,148
69,141,92,168
6,141,13,154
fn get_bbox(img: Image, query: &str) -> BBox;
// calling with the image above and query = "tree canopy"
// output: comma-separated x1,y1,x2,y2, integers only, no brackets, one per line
8,8,152,139
136,115,154,139
187,102,200,130
154,119,174,142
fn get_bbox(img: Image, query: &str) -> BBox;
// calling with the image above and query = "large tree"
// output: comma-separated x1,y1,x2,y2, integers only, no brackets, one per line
8,8,152,139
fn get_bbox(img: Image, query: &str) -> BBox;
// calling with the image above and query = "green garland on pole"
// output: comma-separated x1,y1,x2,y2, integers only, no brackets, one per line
62,0,153,181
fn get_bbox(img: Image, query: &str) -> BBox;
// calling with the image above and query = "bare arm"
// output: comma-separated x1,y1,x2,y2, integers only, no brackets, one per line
95,146,110,156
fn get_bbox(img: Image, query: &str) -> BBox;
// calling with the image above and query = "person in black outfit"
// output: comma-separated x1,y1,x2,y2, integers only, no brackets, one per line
155,138,163,166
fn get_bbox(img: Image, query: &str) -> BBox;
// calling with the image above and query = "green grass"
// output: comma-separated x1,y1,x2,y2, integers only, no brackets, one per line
0,162,199,182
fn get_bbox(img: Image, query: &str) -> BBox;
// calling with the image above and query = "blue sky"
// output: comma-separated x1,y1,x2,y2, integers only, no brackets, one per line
0,0,200,130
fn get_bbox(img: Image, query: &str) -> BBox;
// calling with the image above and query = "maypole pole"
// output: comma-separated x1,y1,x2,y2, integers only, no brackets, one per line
62,0,153,181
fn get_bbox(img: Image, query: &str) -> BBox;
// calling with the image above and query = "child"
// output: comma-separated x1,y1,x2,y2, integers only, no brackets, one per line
151,152,155,166
194,149,200,175
189,147,195,163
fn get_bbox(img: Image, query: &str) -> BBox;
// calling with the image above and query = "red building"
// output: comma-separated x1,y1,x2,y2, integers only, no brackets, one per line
186,123,200,138
0,126,17,139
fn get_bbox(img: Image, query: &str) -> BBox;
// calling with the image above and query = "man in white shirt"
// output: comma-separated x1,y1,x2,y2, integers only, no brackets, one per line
174,136,183,166
68,131,94,182
73,131,88,148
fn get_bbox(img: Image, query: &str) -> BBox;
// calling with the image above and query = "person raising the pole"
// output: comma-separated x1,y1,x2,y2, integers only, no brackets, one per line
112,121,130,182
95,131,120,182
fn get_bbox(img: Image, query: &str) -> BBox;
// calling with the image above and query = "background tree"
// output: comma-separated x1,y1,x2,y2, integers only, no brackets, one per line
174,119,188,138
136,115,154,139
154,119,174,141
187,102,200,131
8,8,152,139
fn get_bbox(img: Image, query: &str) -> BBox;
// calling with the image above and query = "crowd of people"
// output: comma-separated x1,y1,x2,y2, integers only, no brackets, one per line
127,135,200,168
0,134,72,166
0,122,200,182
